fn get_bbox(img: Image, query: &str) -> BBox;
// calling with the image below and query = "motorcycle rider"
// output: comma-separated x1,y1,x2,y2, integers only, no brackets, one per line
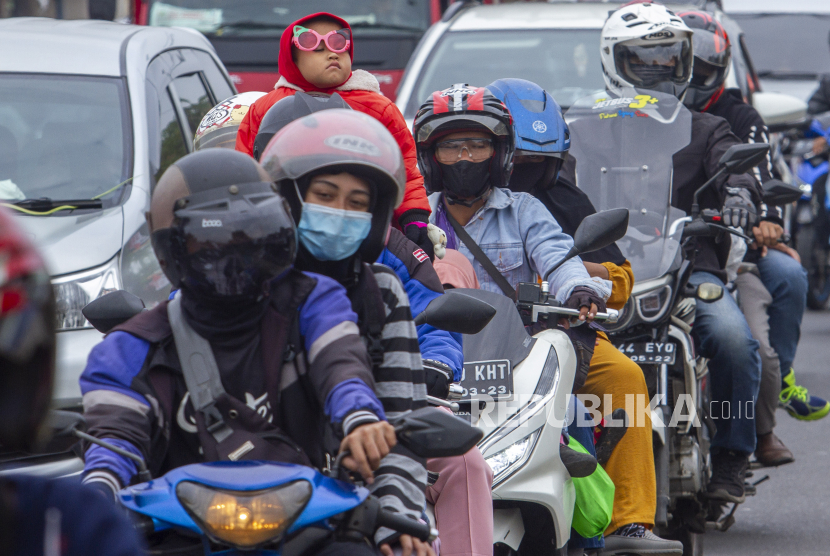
489,78,682,556
253,91,462,406
681,10,830,465
0,206,144,556
415,84,611,320
260,107,491,556
235,12,436,258
79,149,406,556
561,1,765,504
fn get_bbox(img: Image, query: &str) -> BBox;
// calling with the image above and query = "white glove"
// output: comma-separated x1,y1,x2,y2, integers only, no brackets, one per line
427,223,447,260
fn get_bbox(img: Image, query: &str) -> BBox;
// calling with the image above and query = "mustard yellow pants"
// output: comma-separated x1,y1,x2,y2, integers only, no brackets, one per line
576,335,656,534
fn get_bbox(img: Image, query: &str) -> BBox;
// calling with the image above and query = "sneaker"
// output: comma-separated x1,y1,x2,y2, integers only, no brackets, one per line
600,524,683,556
706,450,748,503
779,368,830,421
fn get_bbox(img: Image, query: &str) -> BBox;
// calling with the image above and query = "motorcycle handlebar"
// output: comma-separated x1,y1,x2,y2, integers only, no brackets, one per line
376,508,437,542
531,305,619,324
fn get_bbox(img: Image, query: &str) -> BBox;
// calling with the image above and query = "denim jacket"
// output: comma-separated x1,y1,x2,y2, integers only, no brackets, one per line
429,188,612,302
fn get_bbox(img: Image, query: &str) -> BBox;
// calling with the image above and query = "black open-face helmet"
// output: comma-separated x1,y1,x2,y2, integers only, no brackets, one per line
253,92,351,161
412,84,515,194
260,109,405,264
0,207,56,452
149,149,296,302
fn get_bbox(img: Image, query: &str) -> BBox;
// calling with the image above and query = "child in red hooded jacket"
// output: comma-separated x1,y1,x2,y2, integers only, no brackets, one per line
235,12,433,253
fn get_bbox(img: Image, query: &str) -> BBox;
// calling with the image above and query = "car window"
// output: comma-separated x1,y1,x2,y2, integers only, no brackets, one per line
0,74,131,207
404,29,605,118
187,49,235,102
171,72,214,137
155,88,188,183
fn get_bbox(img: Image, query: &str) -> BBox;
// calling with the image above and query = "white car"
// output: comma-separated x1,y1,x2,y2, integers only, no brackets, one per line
0,18,235,475
395,1,806,130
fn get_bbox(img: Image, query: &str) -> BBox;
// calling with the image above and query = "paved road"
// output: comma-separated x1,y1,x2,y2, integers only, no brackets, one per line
705,311,830,556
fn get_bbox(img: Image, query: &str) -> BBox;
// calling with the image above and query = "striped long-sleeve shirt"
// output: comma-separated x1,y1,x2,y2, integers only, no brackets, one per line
357,264,429,545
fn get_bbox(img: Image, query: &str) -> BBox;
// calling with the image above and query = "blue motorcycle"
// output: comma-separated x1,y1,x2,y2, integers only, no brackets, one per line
65,290,492,555
794,113,830,309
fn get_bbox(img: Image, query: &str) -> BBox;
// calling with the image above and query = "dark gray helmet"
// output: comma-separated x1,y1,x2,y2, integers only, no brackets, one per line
149,149,296,301
253,92,351,161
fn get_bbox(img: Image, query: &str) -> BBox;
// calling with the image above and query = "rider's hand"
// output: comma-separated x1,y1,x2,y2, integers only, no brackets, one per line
423,359,453,398
770,242,801,263
751,221,783,248
340,421,396,484
380,535,436,556
583,261,610,280
722,187,758,231
564,286,605,326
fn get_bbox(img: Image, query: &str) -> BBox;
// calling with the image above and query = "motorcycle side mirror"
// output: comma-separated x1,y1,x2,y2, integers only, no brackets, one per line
762,179,802,206
413,291,496,334
82,290,146,333
545,208,629,281
36,410,87,454
718,143,770,175
394,407,483,458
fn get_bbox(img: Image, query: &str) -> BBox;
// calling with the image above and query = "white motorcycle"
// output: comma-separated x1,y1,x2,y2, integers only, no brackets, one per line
427,210,628,556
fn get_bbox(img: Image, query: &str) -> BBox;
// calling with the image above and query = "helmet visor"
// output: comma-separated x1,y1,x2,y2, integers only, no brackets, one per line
614,39,692,88
173,184,296,298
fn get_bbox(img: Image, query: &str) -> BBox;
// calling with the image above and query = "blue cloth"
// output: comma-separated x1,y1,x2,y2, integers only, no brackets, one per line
6,475,144,555
428,189,611,302
377,247,464,380
325,378,386,423
567,397,604,551
688,271,761,454
756,249,808,373
83,439,144,488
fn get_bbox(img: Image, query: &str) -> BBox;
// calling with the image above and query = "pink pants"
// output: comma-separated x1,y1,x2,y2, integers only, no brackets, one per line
426,448,494,556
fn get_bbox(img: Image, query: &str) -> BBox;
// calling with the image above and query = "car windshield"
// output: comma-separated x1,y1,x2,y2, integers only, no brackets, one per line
147,0,430,35
0,74,130,208
404,29,605,118
729,13,830,77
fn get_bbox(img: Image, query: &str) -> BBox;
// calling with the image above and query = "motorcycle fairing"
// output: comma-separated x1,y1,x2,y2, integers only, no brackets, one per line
456,288,536,367
565,88,693,283
119,460,369,535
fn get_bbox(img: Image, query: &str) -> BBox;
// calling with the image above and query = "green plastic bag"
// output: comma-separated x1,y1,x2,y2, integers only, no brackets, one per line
568,437,615,538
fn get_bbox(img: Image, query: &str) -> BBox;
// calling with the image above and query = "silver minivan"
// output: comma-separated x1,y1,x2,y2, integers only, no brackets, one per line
0,18,235,472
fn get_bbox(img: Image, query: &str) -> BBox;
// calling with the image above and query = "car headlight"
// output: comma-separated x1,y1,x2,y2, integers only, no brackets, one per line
52,256,120,331
635,285,672,322
485,430,539,488
176,480,312,549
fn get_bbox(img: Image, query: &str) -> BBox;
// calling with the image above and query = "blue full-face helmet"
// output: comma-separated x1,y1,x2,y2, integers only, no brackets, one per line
487,78,569,191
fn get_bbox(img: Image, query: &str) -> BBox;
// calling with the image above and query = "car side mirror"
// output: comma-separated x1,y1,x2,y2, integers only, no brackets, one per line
762,179,802,206
413,290,496,334
82,290,146,333
394,407,483,458
718,143,770,175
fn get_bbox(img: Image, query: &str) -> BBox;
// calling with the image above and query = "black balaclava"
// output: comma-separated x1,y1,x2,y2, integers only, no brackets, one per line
508,161,547,193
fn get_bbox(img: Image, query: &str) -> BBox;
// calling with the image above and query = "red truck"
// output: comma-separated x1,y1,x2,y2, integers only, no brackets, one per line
134,0,448,100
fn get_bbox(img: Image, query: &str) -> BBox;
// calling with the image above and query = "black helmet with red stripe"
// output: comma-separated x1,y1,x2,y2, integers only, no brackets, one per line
679,10,732,111
413,84,514,194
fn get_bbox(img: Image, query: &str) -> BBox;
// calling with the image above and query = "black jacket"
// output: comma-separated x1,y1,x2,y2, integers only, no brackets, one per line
562,110,762,281
707,89,774,184
808,74,830,115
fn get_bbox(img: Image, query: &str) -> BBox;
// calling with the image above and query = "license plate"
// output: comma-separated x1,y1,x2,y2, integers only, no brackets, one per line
616,342,676,364
459,359,513,400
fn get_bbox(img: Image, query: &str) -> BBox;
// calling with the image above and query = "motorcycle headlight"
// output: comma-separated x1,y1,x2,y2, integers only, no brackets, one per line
485,430,539,488
635,285,672,322
52,257,120,331
176,480,312,549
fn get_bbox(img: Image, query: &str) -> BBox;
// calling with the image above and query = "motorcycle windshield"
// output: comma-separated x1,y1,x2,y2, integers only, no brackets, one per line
565,89,692,282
